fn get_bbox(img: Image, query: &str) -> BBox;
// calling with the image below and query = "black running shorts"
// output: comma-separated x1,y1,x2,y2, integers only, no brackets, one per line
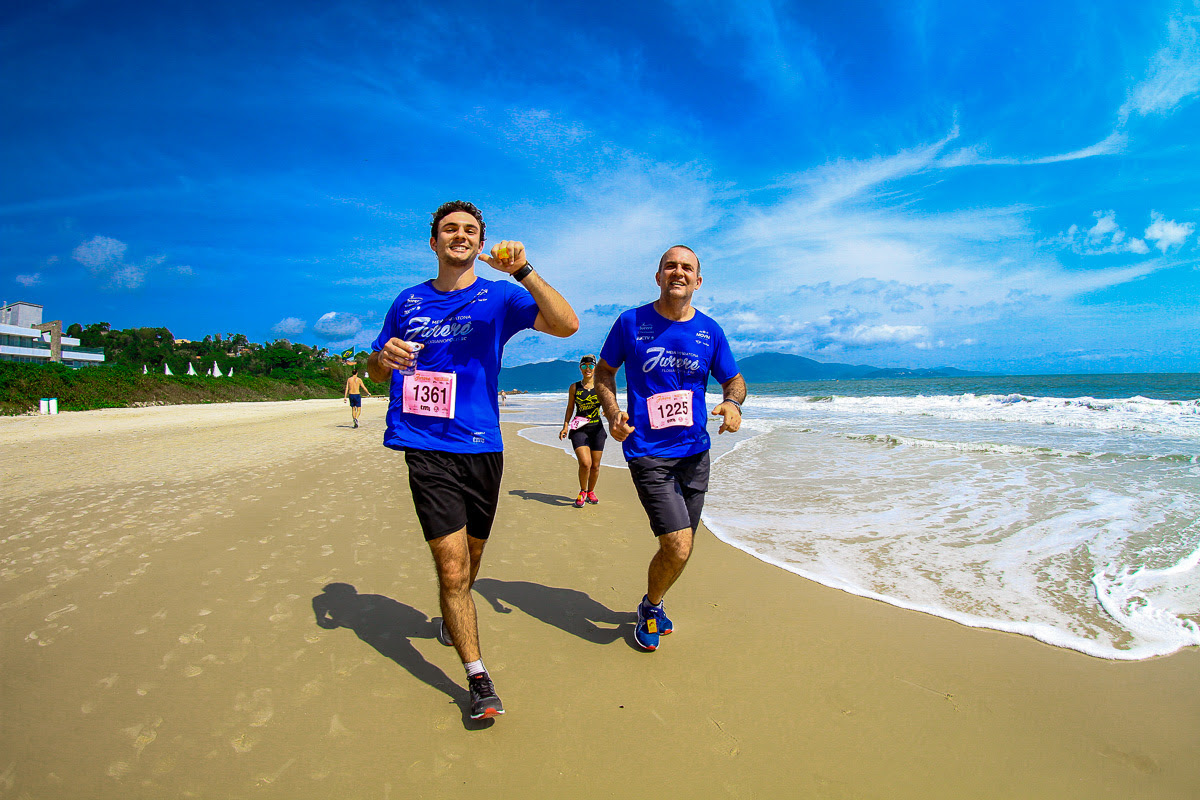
627,450,710,537
568,421,607,452
403,450,504,541
348,393,362,408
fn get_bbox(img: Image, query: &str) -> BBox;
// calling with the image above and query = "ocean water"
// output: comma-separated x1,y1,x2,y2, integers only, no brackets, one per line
505,374,1200,660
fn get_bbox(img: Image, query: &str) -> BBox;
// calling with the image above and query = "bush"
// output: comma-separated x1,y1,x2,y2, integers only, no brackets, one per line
0,362,358,415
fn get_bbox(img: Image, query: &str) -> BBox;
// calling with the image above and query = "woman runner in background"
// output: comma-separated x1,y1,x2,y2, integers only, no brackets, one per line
559,354,607,507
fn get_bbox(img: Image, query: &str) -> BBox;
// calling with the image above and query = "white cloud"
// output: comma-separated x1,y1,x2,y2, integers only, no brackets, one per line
941,131,1127,167
1121,11,1200,120
15,273,41,287
70,234,178,290
1143,211,1195,252
313,311,363,340
666,0,826,97
272,317,307,336
1058,211,1150,255
73,235,127,270
832,324,927,346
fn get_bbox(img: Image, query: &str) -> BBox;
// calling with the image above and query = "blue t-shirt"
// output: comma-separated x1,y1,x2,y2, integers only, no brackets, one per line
372,277,538,453
599,303,739,460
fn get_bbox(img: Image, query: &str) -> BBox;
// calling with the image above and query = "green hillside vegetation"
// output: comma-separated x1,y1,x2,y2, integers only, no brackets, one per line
1,323,382,415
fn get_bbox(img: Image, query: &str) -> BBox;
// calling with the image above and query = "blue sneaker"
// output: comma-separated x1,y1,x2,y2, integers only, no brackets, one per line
641,595,673,635
635,599,660,651
651,599,673,636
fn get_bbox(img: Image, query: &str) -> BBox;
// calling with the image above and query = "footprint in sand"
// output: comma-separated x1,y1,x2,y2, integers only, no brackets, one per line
124,718,162,756
235,689,274,729
327,715,349,737
178,624,207,645
44,603,77,622
230,733,257,753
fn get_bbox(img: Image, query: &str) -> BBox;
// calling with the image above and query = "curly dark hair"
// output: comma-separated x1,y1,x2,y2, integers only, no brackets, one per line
430,200,486,241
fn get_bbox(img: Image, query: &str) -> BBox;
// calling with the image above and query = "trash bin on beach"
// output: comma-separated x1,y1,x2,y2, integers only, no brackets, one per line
39,398,59,415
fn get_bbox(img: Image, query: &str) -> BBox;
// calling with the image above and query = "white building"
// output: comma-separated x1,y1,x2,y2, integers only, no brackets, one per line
0,301,105,368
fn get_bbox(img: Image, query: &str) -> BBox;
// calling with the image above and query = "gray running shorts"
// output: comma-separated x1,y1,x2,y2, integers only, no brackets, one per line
627,450,710,537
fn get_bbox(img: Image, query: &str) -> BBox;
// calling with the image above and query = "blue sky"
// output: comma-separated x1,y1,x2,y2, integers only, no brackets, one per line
2,0,1198,374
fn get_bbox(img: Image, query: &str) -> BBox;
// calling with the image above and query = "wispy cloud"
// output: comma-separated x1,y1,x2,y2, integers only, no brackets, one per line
15,273,41,287
272,317,306,336
1120,8,1200,120
72,235,154,290
667,0,826,96
939,131,1128,167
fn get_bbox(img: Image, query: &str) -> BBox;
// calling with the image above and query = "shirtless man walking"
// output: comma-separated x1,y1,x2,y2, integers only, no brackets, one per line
595,245,745,651
343,367,372,428
368,200,577,718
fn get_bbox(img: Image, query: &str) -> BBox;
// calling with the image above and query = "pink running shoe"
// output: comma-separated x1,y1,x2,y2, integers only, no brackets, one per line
586,491,599,504
574,491,586,508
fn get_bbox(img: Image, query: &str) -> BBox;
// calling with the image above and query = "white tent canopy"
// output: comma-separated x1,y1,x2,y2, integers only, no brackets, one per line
164,363,174,376
186,363,198,376
211,362,223,378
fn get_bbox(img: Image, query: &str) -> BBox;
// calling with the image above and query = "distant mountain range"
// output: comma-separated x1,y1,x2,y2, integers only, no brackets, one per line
499,353,992,392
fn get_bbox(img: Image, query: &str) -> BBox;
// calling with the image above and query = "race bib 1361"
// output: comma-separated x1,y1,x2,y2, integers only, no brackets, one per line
402,370,456,418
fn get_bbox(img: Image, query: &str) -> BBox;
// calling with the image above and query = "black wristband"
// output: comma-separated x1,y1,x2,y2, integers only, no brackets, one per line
512,263,534,282
723,398,742,410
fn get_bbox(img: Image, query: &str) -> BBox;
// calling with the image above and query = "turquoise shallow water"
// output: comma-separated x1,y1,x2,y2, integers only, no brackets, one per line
750,372,1200,401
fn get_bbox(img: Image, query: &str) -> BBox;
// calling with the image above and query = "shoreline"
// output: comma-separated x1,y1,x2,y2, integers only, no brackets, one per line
0,402,1196,797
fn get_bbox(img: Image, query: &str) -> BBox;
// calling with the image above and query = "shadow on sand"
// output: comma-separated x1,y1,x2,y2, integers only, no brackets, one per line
473,578,636,645
311,583,493,729
507,489,577,507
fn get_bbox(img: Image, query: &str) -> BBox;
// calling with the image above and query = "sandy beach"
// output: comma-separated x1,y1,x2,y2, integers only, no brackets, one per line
1,399,1197,799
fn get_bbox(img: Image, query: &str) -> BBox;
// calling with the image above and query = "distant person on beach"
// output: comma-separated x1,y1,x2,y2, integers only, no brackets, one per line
559,354,607,507
367,200,578,719
499,390,507,406
343,367,372,428
595,245,745,652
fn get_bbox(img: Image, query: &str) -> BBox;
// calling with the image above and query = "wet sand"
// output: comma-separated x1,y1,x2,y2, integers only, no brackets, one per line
0,399,1197,798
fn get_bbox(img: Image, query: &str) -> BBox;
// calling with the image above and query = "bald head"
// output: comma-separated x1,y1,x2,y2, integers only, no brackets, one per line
658,245,700,274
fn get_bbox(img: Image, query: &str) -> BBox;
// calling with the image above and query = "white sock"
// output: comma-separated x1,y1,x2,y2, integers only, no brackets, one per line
464,660,486,678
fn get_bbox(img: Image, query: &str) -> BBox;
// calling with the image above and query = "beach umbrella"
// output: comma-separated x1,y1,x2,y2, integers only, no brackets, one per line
164,363,174,376
212,362,224,378
187,363,197,376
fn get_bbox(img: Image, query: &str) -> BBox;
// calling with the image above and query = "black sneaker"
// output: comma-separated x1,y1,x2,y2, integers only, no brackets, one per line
468,672,504,720
436,618,454,647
